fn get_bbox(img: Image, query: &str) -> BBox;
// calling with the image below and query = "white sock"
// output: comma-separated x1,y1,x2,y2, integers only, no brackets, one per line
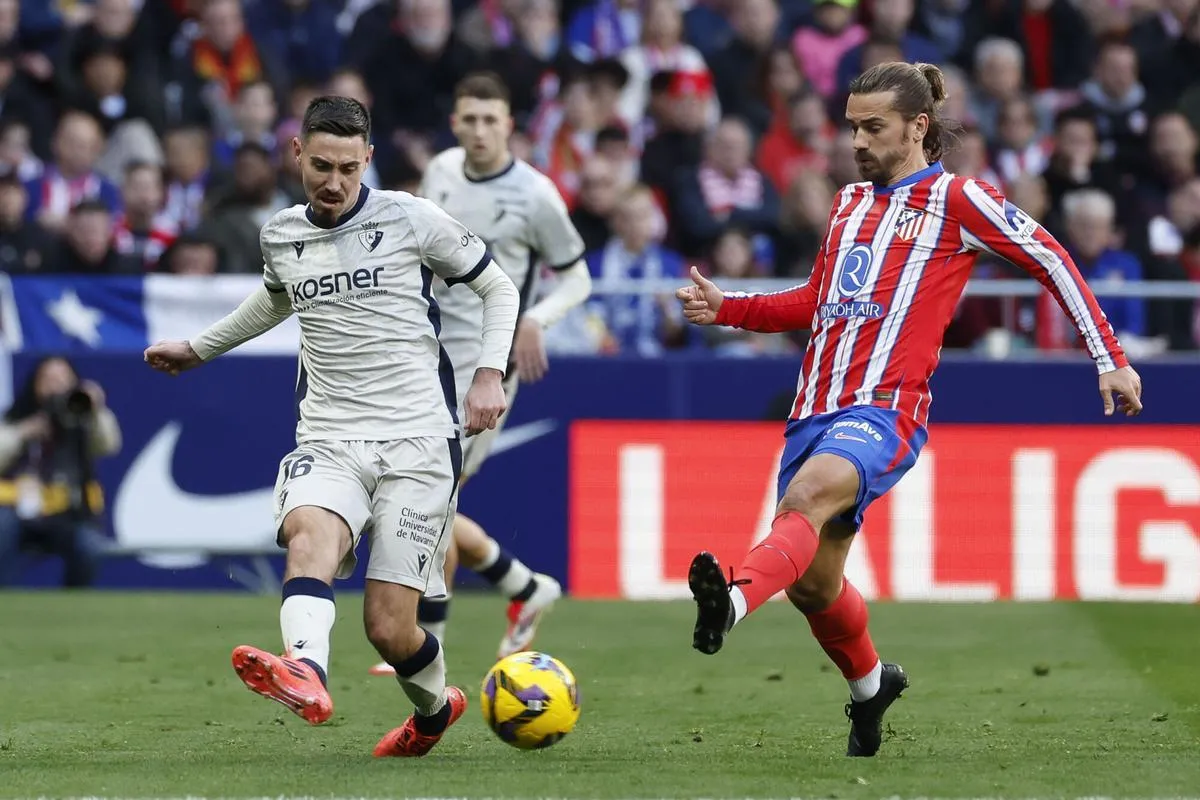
478,538,535,599
280,581,336,678
393,631,448,716
848,660,883,702
423,619,446,644
497,557,535,599
730,585,748,627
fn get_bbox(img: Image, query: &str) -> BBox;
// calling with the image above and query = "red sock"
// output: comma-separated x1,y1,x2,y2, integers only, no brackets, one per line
804,579,878,680
731,511,818,616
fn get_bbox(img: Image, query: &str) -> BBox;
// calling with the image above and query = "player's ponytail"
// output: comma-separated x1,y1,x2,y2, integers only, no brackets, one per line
848,61,960,162
915,62,948,162
917,63,947,107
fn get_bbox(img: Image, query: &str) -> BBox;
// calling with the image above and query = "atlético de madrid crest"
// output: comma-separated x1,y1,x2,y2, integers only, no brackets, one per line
893,207,927,241
357,226,381,251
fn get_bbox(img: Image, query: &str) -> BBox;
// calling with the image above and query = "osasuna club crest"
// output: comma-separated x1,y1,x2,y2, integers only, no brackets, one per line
893,207,927,241
359,222,384,252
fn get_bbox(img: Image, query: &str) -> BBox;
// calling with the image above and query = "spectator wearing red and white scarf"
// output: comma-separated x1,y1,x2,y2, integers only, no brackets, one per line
162,125,215,233
22,111,121,234
671,116,780,258
112,162,179,272
992,96,1052,186
531,68,601,210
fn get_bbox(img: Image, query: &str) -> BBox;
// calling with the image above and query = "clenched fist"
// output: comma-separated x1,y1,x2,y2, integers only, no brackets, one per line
144,340,203,376
463,367,507,436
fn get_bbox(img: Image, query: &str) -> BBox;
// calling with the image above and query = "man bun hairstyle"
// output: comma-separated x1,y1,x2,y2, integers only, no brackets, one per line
302,95,371,142
848,61,957,161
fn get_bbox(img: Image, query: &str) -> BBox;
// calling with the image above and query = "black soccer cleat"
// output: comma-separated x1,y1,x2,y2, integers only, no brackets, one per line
688,551,738,655
845,662,909,757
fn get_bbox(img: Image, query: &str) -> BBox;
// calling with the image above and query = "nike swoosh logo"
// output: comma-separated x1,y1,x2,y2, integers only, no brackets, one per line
113,419,558,569
113,422,277,569
487,419,557,455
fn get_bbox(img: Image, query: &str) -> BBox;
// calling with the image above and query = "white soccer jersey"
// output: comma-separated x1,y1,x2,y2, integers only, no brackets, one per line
261,186,489,442
420,148,585,379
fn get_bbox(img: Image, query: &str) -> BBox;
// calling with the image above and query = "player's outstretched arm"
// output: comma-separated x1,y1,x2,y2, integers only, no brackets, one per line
463,261,519,435
676,266,820,333
145,284,293,375
950,178,1142,416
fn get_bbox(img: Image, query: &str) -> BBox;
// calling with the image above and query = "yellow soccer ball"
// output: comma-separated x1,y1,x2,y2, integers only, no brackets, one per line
480,651,581,749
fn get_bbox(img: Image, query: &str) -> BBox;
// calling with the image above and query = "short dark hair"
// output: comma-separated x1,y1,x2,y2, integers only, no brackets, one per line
1096,34,1134,58
71,199,110,216
302,96,371,142
596,125,629,147
169,231,217,251
1054,105,1097,133
234,141,272,161
123,160,162,181
848,61,957,161
454,71,510,104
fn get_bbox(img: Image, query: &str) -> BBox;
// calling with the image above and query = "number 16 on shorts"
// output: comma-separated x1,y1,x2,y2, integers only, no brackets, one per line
282,454,315,481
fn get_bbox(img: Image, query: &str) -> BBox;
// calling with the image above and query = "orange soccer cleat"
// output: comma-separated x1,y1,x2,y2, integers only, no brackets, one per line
231,645,333,725
372,686,467,757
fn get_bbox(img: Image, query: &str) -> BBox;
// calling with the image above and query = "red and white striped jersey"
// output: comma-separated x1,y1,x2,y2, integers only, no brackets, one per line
714,162,1128,427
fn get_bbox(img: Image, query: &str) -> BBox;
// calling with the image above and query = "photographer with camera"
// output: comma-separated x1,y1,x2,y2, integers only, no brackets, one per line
0,356,122,588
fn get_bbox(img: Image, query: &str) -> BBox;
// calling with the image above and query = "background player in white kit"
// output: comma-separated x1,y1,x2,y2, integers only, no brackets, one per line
143,96,520,758
369,73,593,676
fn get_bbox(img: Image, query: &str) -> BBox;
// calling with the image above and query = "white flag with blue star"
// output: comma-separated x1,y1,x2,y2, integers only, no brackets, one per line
5,275,300,354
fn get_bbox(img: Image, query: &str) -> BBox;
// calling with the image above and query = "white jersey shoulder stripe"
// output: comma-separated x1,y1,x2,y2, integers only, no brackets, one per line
961,179,1110,368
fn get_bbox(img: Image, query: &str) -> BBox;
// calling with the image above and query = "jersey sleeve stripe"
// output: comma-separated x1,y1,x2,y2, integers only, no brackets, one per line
547,251,586,271
961,180,1112,367
444,250,493,287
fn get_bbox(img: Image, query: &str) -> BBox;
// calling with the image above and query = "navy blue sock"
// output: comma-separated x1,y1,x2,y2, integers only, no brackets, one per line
413,700,452,735
417,595,450,625
281,576,334,602
390,630,440,678
478,550,513,584
513,578,537,602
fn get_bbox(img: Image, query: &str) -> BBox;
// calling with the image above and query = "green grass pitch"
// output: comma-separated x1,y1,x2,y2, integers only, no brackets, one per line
2,591,1198,798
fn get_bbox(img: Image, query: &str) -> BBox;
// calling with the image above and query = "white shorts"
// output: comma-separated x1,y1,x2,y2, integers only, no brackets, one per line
272,437,462,593
456,366,520,480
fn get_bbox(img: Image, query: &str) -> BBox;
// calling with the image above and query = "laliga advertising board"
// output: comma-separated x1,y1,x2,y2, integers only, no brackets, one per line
8,350,1198,599
569,423,1200,603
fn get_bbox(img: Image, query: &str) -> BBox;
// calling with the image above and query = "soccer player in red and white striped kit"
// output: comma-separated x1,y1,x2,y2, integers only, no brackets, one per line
676,61,1144,757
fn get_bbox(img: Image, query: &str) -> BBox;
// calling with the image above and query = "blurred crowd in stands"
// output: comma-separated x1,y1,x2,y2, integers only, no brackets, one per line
0,0,1198,357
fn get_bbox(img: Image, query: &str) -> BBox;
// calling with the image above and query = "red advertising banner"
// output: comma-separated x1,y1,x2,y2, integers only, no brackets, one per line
569,422,1200,602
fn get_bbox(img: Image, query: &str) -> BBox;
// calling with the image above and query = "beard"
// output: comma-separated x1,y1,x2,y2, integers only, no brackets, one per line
856,147,905,185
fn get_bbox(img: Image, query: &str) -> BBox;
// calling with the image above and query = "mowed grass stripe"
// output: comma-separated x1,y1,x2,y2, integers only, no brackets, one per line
1,593,1198,798
1072,602,1200,735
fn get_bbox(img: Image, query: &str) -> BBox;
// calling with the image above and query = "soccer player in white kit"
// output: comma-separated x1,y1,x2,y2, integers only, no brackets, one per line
369,72,593,676
143,96,520,758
